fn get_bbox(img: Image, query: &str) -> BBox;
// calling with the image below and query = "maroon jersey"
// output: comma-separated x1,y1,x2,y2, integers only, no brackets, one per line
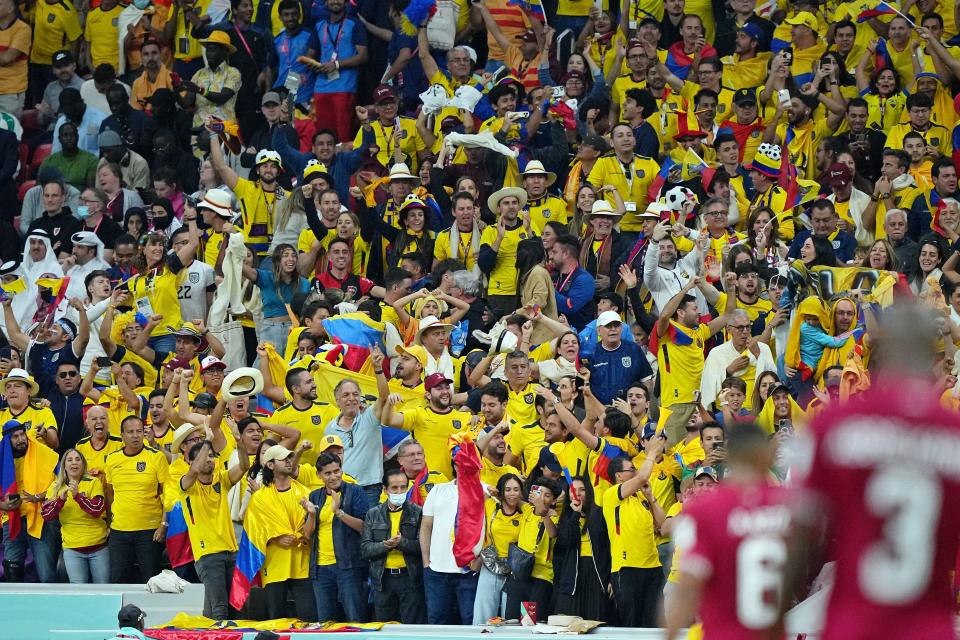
802,383,960,640
678,483,791,640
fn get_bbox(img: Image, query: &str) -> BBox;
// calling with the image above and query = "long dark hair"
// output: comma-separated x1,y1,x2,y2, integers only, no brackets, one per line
805,235,836,267
516,237,546,290
562,474,595,518
249,437,278,482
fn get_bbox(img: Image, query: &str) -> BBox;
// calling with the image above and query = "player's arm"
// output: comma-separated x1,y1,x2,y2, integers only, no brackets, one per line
665,571,705,640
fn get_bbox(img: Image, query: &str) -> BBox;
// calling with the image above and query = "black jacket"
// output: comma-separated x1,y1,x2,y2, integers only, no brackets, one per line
553,507,610,597
307,482,369,575
359,501,423,591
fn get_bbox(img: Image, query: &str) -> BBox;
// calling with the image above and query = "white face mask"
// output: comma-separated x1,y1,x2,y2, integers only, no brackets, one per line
387,492,406,507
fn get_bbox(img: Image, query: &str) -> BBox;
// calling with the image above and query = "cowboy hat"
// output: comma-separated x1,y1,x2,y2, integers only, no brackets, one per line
520,160,557,187
487,187,527,214
586,199,623,221
388,162,421,187
414,315,453,346
638,201,669,220
199,30,237,54
222,367,264,401
197,188,235,219
0,368,38,396
172,423,205,452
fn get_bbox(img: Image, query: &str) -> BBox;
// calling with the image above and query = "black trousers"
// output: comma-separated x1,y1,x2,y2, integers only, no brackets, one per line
264,578,316,621
504,576,553,621
109,529,162,583
612,567,663,627
374,569,426,623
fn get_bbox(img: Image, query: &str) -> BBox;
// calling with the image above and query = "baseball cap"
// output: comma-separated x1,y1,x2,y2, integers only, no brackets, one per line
118,604,146,627
262,444,293,464
261,91,281,106
373,84,397,103
52,50,74,67
200,355,226,373
317,434,344,452
785,11,817,31
163,356,191,372
395,344,428,370
826,163,853,189
98,129,123,148
695,466,719,482
424,372,453,391
536,447,562,473
737,22,764,43
597,310,622,327
191,392,217,410
581,133,610,154
733,88,758,106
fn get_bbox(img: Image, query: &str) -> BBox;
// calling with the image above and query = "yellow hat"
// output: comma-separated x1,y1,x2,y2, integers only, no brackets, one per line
200,30,237,54
396,344,428,370
317,435,344,452
785,11,818,31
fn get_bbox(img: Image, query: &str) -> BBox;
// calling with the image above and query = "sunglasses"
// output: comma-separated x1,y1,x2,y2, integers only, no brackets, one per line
58,370,79,378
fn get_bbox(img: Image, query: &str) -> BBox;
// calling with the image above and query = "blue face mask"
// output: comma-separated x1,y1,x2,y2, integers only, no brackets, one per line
76,206,89,219
133,0,150,9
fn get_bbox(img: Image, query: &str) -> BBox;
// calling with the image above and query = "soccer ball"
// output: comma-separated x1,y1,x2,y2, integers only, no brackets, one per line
758,143,782,161
663,185,698,211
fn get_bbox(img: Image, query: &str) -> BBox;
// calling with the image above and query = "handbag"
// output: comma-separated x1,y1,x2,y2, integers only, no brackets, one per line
507,523,545,581
480,504,511,576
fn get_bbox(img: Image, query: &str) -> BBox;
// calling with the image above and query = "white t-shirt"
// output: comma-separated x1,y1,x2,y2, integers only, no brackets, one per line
422,481,484,574
177,260,216,324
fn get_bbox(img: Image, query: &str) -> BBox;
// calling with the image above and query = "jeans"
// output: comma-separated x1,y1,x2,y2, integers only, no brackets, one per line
472,564,507,625
63,546,110,583
312,564,367,622
109,529,162,583
374,569,425,623
195,551,236,620
147,333,178,354
2,518,59,582
361,484,382,509
423,566,479,625
259,319,292,358
612,567,664,627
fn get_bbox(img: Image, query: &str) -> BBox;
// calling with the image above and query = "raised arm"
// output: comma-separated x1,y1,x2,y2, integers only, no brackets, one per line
476,2,513,54
79,360,104,402
111,363,141,414
380,393,406,429
68,298,90,354
657,277,700,337
536,385,598,449
706,272,739,336
1,298,29,351
204,128,240,190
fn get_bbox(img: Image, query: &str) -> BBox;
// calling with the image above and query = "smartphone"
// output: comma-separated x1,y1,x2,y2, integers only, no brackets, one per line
776,419,794,435
96,356,112,368
551,86,565,100
7,493,19,502
712,442,724,451
283,71,300,97
781,47,793,65
777,89,791,106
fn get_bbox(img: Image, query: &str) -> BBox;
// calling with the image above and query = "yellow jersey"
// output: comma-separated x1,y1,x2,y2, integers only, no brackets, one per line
680,81,735,125
505,420,545,476
249,481,311,584
506,382,539,428
587,154,660,232
44,475,108,549
885,123,952,157
178,465,238,559
480,222,531,297
385,509,406,568
480,456,521,487
610,73,647,118
658,321,713,407
129,265,184,337
603,483,660,571
351,118,425,170
270,400,339,466
103,445,170,531
31,0,82,65
84,4,124,69
434,226,480,271
235,178,285,257
588,435,639,507
516,508,558,582
399,406,473,479
484,498,530,556
317,497,337,565
95,386,148,437
524,195,568,235
0,404,58,448
775,118,835,180
75,435,124,472
168,0,214,60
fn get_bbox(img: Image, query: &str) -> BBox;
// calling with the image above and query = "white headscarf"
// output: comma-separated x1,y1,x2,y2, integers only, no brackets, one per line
64,232,110,300
9,232,64,328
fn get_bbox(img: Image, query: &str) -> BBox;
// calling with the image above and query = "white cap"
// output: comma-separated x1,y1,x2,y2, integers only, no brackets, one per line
597,310,623,327
262,444,293,464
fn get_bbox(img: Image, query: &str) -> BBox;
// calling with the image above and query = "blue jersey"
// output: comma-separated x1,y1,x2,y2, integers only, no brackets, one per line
274,28,318,104
313,16,367,94
588,340,652,405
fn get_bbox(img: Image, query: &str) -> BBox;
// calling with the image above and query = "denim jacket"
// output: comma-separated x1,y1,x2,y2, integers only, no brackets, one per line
359,501,423,591
307,482,369,576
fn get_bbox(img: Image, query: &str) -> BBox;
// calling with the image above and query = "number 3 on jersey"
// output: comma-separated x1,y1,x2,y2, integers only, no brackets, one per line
861,467,941,605
736,535,787,629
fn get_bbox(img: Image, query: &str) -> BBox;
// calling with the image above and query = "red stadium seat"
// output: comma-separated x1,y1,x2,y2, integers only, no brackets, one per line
28,143,53,179
18,179,35,203
19,109,41,139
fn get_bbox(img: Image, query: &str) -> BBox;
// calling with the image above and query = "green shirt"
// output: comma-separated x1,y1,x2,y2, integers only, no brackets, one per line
40,150,99,191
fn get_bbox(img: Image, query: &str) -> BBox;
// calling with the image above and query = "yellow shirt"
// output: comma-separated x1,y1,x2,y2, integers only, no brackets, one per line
480,223,531,296
484,499,529,556
352,118,425,170
104,445,170,531
630,456,678,544
270,401,339,466
588,32,628,79
658,322,713,407
168,0,213,60
96,386,148,437
775,118,835,180
587,435,639,507
517,509,558,582
399,406,473,479
31,0,82,64
885,37,919,88
385,509,405,569
234,178,283,257
251,481,311,585
610,73,647,118
0,19,30,94
505,420,545,476
297,227,370,277
749,184,794,240
480,456,521,487
680,81,735,125
129,266,183,337
524,195,568,235
45,475,108,549
715,292,773,337
434,226,479,271
861,92,907,133
885,123,952,157
84,4,124,70
0,404,58,448
587,154,660,232
75,435,124,472
178,465,238,559
720,53,772,90
317,497,336,565
505,382,539,428
603,483,660,571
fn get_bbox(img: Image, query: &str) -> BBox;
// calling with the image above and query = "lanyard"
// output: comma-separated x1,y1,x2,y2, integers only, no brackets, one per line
323,18,345,59
621,158,634,191
556,269,576,293
233,24,253,58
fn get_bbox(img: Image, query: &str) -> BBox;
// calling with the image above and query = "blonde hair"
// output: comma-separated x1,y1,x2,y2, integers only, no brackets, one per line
52,448,88,498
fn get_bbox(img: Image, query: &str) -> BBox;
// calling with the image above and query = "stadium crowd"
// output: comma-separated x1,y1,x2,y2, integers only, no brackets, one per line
0,0,959,632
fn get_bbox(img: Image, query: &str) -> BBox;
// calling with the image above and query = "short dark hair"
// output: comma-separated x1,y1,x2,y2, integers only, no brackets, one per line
284,367,310,394
553,234,579,258
149,389,167,401
120,415,143,432
834,19,856,33
721,376,747,394
902,130,925,146
810,199,836,216
846,97,868,111
598,291,624,311
278,0,300,12
882,149,911,171
674,294,697,317
607,456,633,476
399,252,428,274
451,190,475,208
187,440,212,462
920,11,943,28
56,358,80,372
120,361,145,386
153,166,177,187
604,407,632,438
316,452,341,470
384,267,413,290
694,88,719,107
504,314,528,329
113,233,137,249
932,156,956,178
699,421,725,440
383,467,407,487
479,380,509,404
93,63,117,83
505,350,528,364
906,93,933,110
313,128,338,143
